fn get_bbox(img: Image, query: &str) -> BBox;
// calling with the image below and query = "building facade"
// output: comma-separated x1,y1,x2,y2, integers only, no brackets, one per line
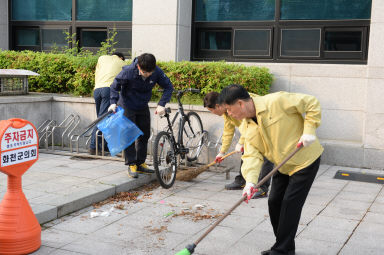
1,0,383,169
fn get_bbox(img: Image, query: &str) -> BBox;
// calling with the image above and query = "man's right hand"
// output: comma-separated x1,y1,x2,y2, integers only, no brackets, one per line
235,143,244,153
215,152,225,163
108,104,117,113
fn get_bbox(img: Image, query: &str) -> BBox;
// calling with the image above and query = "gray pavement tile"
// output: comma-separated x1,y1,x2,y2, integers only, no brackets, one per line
320,204,367,221
51,213,113,234
306,215,359,232
362,211,384,224
294,237,343,255
30,245,57,254
311,178,348,190
299,203,325,225
40,228,85,249
175,187,218,200
188,225,251,255
297,225,352,244
218,213,267,229
334,190,378,203
48,248,89,255
25,181,74,193
343,181,383,193
225,229,275,255
369,201,384,213
340,243,383,255
354,221,384,236
165,215,212,235
59,237,129,255
341,231,384,253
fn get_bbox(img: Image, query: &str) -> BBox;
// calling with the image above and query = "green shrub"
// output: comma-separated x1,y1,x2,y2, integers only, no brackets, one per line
0,50,273,99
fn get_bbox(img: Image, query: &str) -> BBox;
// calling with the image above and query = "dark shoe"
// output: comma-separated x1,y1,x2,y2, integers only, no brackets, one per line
252,189,268,199
261,249,295,255
225,180,245,190
128,165,139,178
137,163,154,174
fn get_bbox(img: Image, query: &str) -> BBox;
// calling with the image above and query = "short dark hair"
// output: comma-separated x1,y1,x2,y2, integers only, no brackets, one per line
203,92,220,108
112,52,125,61
137,53,156,72
219,84,251,105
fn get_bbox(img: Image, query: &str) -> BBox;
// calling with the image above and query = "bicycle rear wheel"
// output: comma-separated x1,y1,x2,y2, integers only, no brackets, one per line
182,111,204,162
153,131,177,189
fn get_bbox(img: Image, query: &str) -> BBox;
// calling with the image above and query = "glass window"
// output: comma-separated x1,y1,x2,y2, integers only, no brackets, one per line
325,31,362,51
115,30,132,49
81,30,107,47
199,31,231,50
195,0,275,21
42,29,68,49
281,29,321,57
11,0,71,21
15,28,40,46
234,29,271,56
77,0,132,21
280,0,372,20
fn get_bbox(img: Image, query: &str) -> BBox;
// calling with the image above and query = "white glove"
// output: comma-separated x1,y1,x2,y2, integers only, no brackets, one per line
108,104,117,113
155,105,165,116
215,152,225,163
235,143,244,153
242,182,257,203
299,134,316,147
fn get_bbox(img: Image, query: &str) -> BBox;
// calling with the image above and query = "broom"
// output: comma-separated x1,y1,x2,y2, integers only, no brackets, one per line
175,142,303,255
176,151,238,181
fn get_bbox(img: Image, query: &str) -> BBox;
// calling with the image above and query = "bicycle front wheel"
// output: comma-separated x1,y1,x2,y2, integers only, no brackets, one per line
153,131,177,189
182,111,204,162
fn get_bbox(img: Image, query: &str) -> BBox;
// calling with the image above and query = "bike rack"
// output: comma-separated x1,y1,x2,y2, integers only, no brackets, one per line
37,120,57,149
50,114,80,151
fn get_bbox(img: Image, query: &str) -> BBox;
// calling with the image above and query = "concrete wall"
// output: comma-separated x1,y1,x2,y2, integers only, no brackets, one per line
0,0,9,50
132,0,192,61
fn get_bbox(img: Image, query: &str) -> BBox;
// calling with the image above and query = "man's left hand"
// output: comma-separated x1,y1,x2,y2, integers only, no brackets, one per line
242,182,257,203
299,134,316,147
155,105,165,116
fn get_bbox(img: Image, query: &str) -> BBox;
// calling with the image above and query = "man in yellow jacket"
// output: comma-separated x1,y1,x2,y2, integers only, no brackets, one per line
89,52,126,155
219,84,323,255
203,92,274,197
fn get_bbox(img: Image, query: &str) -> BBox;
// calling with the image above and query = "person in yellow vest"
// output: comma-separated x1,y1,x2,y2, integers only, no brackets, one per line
219,84,323,255
203,92,273,198
89,52,126,155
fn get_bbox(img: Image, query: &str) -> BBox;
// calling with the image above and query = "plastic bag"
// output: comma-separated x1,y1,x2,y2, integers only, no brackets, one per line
97,106,143,156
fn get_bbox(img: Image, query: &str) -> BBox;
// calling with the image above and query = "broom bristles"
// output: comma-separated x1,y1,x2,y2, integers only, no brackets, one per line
176,164,210,181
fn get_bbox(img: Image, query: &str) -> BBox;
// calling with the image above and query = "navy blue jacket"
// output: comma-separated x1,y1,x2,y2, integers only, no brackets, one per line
110,58,174,110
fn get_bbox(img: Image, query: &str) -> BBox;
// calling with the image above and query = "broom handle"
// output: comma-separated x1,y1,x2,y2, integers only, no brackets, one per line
206,150,238,168
194,142,303,246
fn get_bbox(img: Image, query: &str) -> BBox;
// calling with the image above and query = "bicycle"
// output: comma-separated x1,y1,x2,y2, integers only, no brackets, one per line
153,88,205,188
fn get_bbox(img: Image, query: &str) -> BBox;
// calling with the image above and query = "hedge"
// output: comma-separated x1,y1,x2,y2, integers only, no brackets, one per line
0,50,273,98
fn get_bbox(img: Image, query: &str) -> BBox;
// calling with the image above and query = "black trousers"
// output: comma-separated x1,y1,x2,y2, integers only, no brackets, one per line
268,156,321,255
122,106,151,166
236,157,274,191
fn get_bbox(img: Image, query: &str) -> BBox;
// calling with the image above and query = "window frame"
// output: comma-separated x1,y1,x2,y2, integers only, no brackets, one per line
191,0,371,64
8,0,132,57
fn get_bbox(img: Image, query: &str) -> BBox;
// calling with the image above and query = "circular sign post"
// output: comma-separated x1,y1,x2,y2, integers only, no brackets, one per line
0,118,41,254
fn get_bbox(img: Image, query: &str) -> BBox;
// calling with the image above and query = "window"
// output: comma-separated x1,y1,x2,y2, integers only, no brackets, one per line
192,0,372,63
10,0,132,56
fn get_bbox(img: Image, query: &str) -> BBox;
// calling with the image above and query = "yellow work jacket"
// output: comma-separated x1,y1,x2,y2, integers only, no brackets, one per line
94,55,126,90
221,113,244,153
239,92,324,184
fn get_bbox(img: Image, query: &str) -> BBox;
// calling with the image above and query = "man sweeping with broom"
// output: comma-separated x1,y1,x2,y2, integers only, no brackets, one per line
220,84,323,255
203,91,274,198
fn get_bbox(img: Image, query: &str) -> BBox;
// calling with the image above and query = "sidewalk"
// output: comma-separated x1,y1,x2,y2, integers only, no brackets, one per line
1,153,384,254
0,152,156,224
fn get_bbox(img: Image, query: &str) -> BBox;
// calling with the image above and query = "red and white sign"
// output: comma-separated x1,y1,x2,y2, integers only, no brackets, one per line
1,123,38,167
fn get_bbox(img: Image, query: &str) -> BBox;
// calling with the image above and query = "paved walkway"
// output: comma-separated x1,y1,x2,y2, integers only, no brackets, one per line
1,153,384,254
